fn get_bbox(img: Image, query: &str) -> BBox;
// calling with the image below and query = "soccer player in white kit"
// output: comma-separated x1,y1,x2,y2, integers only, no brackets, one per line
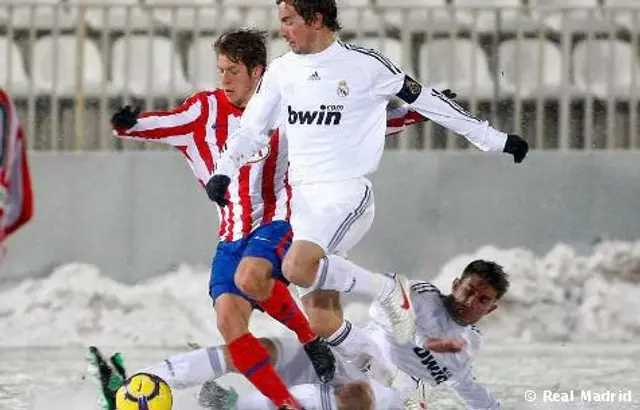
140,258,506,409
205,0,529,396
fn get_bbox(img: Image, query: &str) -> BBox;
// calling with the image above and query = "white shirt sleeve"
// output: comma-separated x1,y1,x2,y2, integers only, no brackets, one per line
449,371,501,410
371,67,508,152
214,63,283,179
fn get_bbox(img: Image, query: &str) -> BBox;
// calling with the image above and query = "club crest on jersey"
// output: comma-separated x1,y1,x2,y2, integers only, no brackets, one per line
337,80,349,97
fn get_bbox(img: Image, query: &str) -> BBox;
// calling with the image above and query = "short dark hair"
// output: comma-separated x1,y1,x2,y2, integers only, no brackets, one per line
213,28,268,72
276,0,342,32
461,260,510,299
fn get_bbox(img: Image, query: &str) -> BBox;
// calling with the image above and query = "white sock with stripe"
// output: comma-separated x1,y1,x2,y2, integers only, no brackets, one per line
314,255,395,300
137,346,227,390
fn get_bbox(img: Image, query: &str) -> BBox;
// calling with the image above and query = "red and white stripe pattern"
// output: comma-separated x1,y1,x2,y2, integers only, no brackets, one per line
113,89,291,242
0,88,33,244
386,104,427,137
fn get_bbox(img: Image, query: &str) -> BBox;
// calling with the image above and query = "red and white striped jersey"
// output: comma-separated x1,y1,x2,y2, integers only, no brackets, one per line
0,88,33,248
113,90,425,242
113,89,292,242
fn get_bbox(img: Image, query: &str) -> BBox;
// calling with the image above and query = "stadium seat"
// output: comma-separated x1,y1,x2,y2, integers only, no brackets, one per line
0,37,30,97
602,0,640,31
147,0,223,30
419,39,507,98
375,0,472,33
268,38,290,62
221,0,278,31
530,0,611,33
4,0,77,30
338,0,386,34
573,39,640,99
349,37,415,76
498,39,581,98
111,36,192,97
72,0,155,31
451,0,539,33
31,36,109,98
188,36,220,90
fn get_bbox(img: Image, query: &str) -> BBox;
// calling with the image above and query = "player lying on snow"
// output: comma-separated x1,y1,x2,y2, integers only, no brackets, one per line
90,259,507,410
105,26,474,410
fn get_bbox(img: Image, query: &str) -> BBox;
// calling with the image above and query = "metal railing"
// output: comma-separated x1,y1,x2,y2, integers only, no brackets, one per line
2,2,640,151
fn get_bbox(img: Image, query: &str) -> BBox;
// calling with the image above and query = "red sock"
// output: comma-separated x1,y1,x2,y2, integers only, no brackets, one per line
228,333,301,409
259,280,316,344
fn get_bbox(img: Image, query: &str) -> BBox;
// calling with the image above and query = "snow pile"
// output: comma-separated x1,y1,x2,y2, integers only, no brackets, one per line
0,240,638,346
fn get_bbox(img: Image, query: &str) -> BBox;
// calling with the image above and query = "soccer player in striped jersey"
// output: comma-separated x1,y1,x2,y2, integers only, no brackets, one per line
0,88,33,261
111,29,327,410
206,0,528,406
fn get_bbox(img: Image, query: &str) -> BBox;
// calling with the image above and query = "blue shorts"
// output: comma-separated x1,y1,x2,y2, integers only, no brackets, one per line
209,220,292,305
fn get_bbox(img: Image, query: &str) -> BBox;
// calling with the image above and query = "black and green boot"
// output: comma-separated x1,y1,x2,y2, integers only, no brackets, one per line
87,346,127,410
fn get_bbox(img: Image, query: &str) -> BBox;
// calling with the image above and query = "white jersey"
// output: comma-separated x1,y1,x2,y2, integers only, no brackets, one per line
215,40,508,185
367,281,501,410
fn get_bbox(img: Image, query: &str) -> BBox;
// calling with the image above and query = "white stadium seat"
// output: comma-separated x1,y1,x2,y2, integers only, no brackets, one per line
0,37,30,98
451,0,539,33
4,0,77,30
188,37,220,90
349,37,415,76
148,0,222,30
31,36,109,98
420,39,508,98
220,0,277,30
603,0,640,31
111,36,192,97
498,39,580,98
375,0,472,32
573,39,640,98
268,38,290,62
71,0,155,31
530,0,610,33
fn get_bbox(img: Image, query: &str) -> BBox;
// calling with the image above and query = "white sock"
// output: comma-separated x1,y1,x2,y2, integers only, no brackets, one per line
325,320,378,370
137,346,227,390
235,384,337,410
316,255,395,300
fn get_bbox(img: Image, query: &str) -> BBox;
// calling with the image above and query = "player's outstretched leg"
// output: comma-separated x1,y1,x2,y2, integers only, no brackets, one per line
87,346,127,410
310,256,418,345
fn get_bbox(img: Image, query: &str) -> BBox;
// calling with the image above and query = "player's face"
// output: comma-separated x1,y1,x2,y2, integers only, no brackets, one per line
278,2,318,54
449,274,498,325
217,54,262,108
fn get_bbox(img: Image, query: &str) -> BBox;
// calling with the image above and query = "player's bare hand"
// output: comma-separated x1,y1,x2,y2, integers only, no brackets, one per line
424,338,466,353
205,175,231,207
111,105,141,129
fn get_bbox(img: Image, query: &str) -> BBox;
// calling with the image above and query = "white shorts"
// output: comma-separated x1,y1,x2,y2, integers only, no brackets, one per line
290,177,375,256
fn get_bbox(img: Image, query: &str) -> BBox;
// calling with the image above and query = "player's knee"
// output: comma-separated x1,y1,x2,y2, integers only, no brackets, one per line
335,381,375,410
235,258,272,301
282,242,323,287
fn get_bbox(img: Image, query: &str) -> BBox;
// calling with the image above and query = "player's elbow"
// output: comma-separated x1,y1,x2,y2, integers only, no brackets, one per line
335,381,374,410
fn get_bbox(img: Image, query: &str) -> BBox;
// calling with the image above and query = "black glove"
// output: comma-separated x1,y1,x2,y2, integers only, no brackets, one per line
503,134,529,164
111,105,141,129
205,175,231,207
441,88,457,99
